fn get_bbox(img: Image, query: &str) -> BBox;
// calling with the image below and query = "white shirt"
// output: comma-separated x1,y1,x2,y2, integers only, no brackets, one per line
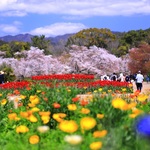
136,73,144,83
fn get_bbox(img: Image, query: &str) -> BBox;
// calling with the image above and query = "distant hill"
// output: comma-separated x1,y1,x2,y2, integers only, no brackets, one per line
47,33,74,45
0,34,34,43
0,33,74,45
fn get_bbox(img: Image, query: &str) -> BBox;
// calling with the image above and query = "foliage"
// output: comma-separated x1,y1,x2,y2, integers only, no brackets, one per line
119,29,149,49
66,28,116,49
128,44,150,74
0,41,30,58
0,63,15,82
31,35,52,55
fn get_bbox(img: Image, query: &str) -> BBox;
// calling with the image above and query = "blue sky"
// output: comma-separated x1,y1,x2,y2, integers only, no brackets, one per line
0,0,150,37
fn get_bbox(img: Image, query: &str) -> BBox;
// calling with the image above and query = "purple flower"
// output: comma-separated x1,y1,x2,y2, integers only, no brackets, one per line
136,115,150,137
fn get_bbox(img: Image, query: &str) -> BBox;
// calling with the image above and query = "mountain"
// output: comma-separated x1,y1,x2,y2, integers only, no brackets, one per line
0,33,74,45
0,34,34,43
47,33,74,45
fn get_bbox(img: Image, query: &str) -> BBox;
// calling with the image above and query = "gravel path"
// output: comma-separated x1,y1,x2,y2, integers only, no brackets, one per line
132,81,150,93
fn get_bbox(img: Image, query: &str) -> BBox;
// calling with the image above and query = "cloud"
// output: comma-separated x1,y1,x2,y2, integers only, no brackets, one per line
0,0,18,10
0,25,19,34
0,11,27,17
0,21,22,35
29,22,87,37
1,0,150,17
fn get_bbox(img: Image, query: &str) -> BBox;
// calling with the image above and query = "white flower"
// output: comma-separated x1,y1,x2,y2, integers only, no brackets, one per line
37,126,50,133
7,95,22,109
64,135,83,145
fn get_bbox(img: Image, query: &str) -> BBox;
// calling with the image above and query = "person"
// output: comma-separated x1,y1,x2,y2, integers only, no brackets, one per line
117,73,125,82
146,75,150,83
125,74,130,82
0,71,5,84
101,74,109,81
110,73,117,81
135,71,144,92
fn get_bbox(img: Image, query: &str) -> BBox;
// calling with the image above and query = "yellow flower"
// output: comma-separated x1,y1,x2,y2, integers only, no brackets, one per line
20,111,29,118
129,108,143,118
28,103,36,108
0,93,2,96
1,99,7,105
39,111,51,124
67,89,71,92
67,104,77,111
93,130,107,138
127,102,137,109
53,113,66,122
37,126,49,133
29,95,40,105
137,94,148,102
31,107,40,112
128,83,133,87
29,135,40,144
122,88,126,92
41,115,50,124
80,108,90,114
16,125,29,133
97,114,104,119
98,88,103,92
112,98,128,110
129,113,138,118
36,90,41,93
108,90,112,93
80,117,96,131
64,135,83,145
90,141,102,150
20,95,26,99
28,115,38,123
32,98,40,105
8,113,20,121
39,111,51,116
58,120,78,133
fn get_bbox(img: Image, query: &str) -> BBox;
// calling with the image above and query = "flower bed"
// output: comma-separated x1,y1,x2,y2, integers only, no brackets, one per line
0,74,150,150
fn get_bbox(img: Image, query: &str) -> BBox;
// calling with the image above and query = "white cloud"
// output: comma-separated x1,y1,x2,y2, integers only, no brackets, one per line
0,11,27,17
0,21,21,35
29,22,87,37
0,0,18,10
1,0,150,17
0,25,19,34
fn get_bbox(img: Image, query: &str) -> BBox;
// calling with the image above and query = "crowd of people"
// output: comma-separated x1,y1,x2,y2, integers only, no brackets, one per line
100,72,136,83
100,71,150,92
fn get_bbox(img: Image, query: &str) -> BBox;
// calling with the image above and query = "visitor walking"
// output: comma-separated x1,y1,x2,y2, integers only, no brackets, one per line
110,73,117,81
0,71,5,84
146,75,150,83
135,71,144,92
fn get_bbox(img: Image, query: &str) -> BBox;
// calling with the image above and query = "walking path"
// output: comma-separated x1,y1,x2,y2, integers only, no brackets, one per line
132,82,150,94
77,82,150,101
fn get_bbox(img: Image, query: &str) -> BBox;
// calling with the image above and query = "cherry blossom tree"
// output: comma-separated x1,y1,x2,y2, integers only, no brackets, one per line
0,46,128,78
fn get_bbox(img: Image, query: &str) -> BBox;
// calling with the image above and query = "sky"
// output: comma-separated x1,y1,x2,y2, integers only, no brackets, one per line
0,0,150,37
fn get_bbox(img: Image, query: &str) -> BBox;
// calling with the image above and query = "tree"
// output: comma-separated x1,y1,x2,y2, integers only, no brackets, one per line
0,41,30,58
128,44,150,74
9,41,30,53
66,28,116,49
0,44,11,57
0,40,7,46
114,45,129,57
31,35,51,55
120,30,148,49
